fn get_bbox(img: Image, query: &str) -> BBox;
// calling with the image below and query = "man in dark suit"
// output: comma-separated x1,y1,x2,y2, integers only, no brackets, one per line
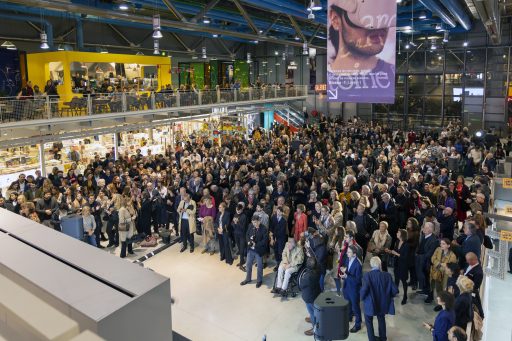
378,193,398,245
457,222,482,264
464,252,484,317
341,245,363,333
416,222,439,296
240,216,269,288
360,256,399,341
143,182,161,234
270,207,288,271
232,203,248,269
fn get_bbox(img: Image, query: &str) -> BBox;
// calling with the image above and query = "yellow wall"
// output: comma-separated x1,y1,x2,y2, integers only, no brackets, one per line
26,51,171,102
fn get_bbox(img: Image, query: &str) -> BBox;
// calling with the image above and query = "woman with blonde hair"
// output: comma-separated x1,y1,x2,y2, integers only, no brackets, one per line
118,196,136,258
368,221,392,272
453,276,474,330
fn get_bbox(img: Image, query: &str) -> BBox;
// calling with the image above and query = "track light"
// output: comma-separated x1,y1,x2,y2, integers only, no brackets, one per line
40,32,49,49
2,41,16,50
152,14,163,39
443,31,449,43
153,40,160,55
310,0,322,11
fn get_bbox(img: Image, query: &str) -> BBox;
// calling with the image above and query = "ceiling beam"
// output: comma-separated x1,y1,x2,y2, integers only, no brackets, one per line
56,27,76,40
107,24,138,47
308,24,323,44
26,21,42,34
190,0,221,23
287,14,305,42
263,15,281,35
4,0,327,50
217,39,235,57
170,32,192,52
231,0,260,34
161,0,187,23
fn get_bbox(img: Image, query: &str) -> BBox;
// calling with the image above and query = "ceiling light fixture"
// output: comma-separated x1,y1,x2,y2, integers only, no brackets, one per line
202,46,207,59
119,3,129,10
99,48,108,54
282,52,286,61
57,44,64,51
136,51,144,55
247,52,252,63
419,11,427,19
152,14,163,39
153,39,160,55
310,0,322,11
443,31,449,43
302,42,309,55
40,32,49,49
203,17,210,24
463,41,468,47
307,8,315,20
212,34,219,38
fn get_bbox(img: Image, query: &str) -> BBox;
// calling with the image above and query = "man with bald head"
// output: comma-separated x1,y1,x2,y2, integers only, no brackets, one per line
464,252,484,317
415,222,439,295
437,206,456,241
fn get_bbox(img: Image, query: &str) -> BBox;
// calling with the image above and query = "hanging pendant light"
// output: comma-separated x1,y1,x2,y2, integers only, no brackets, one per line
247,52,252,63
40,32,49,49
2,41,16,50
153,39,160,55
282,52,286,61
152,14,163,39
302,42,309,55
202,46,207,59
310,0,322,11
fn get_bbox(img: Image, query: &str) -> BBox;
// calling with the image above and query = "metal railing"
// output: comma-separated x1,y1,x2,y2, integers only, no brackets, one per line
0,86,308,124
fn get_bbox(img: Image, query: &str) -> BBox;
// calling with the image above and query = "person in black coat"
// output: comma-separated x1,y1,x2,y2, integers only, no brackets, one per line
299,256,321,337
215,202,233,265
386,229,410,305
378,193,398,241
309,230,328,292
353,204,378,261
445,263,461,298
139,191,153,236
270,207,288,271
463,252,484,318
437,207,457,241
241,216,269,287
453,276,474,330
232,203,248,269
416,222,439,295
456,222,482,264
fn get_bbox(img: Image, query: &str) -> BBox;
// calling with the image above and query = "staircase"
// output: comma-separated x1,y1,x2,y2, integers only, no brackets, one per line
273,108,305,133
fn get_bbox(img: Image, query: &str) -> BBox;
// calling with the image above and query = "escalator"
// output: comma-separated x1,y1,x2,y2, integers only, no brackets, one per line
273,107,305,133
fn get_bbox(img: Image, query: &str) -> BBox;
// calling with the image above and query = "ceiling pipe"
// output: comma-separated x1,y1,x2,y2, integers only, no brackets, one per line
0,13,54,49
438,0,472,30
418,0,457,27
3,0,327,50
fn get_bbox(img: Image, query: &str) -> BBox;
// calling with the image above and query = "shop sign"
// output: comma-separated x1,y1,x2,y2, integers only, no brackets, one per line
503,178,512,189
315,84,327,92
499,230,512,242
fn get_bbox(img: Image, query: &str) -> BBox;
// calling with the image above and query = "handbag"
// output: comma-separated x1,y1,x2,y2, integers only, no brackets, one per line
483,235,493,249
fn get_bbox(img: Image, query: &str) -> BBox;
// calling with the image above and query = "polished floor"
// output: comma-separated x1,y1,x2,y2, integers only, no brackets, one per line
145,240,435,341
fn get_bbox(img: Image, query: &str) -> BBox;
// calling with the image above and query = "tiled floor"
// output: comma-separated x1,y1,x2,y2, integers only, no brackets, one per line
145,241,434,341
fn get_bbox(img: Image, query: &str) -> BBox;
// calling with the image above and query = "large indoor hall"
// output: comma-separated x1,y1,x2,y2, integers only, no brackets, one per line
0,1,511,341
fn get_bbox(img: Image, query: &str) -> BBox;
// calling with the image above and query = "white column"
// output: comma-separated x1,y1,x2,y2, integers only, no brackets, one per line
38,143,47,177
113,133,119,161
147,128,154,143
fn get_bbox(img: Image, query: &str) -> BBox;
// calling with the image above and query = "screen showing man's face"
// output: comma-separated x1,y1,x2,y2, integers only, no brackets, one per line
338,10,388,57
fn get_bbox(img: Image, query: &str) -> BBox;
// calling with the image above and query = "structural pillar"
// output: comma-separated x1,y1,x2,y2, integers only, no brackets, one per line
113,133,119,161
147,128,154,143
38,143,47,177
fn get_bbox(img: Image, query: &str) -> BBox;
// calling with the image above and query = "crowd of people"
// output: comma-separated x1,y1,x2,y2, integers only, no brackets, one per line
1,115,506,341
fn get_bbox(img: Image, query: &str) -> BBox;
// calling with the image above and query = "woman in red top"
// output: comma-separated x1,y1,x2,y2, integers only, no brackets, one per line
454,176,470,222
293,204,308,242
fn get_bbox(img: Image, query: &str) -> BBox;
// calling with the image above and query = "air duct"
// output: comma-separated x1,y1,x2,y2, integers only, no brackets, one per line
438,0,472,30
418,0,457,27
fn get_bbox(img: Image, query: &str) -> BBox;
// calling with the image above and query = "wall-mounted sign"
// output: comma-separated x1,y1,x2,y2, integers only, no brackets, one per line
499,230,512,242
315,84,327,92
503,178,512,189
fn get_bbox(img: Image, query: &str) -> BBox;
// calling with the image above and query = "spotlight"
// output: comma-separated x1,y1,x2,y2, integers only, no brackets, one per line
294,36,300,41
153,40,160,55
463,41,468,47
119,3,129,10
274,50,279,56
405,43,410,49
443,31,449,43
212,34,219,38
475,130,485,138
307,8,315,20
40,32,49,49
153,14,163,39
